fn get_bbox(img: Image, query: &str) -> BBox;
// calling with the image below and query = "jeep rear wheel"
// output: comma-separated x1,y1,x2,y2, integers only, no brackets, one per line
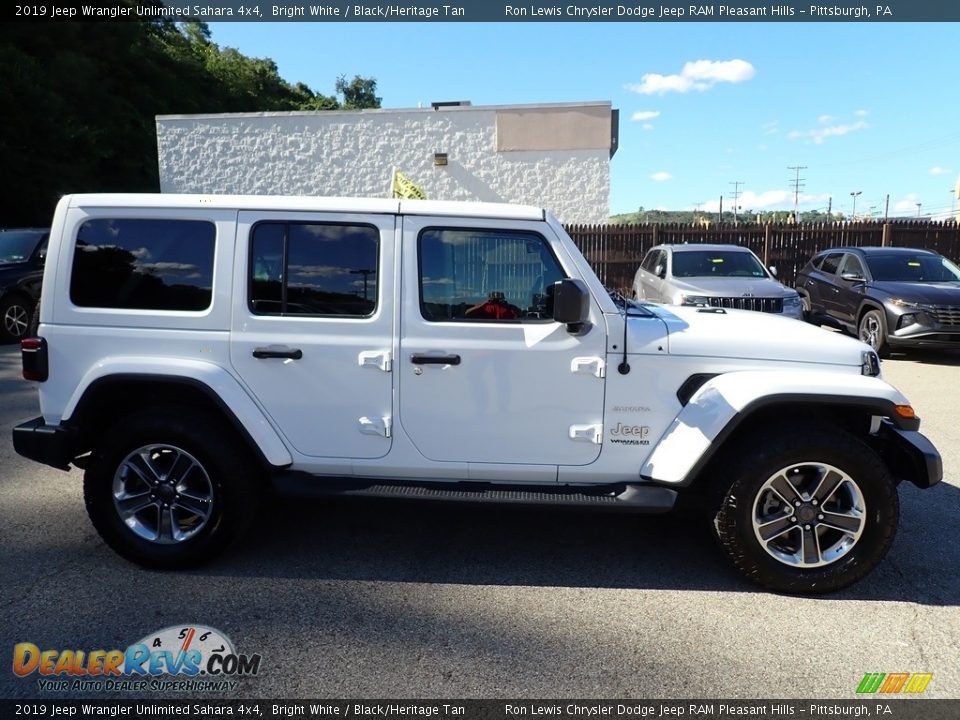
84,407,261,568
712,427,898,594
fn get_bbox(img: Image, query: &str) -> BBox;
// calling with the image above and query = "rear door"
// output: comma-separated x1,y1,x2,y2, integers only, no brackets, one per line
832,253,868,329
804,252,844,320
397,217,607,474
230,211,395,460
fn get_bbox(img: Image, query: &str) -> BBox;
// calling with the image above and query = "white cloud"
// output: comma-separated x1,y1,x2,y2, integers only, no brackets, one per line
650,171,672,182
817,114,836,124
894,194,922,213
631,110,661,121
788,119,869,144
642,123,655,131
700,190,831,212
627,59,755,95
929,166,951,176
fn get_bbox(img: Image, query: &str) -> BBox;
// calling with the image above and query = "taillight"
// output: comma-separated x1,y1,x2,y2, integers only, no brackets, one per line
21,337,48,382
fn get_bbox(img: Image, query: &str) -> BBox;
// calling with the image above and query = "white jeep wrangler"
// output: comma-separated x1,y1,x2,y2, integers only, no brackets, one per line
14,194,941,594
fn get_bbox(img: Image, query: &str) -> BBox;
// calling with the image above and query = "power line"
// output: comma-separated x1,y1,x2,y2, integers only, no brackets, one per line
729,180,744,225
788,166,807,217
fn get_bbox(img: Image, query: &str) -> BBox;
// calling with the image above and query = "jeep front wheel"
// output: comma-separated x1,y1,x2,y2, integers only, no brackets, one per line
713,427,898,594
84,407,261,569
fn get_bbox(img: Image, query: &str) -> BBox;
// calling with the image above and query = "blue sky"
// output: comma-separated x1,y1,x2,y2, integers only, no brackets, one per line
209,22,959,219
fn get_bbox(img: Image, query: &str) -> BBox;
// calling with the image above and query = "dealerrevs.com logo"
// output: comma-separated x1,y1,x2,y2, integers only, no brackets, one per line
13,625,261,692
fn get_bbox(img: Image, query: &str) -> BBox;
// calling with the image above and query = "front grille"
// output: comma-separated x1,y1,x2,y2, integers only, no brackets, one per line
927,305,960,327
704,296,784,313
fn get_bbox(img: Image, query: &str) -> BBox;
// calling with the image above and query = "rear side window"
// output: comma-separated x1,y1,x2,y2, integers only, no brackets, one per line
70,219,215,311
820,253,844,275
249,222,379,317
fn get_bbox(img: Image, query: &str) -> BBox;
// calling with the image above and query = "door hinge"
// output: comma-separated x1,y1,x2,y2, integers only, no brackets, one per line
358,350,392,372
571,356,605,378
569,424,603,444
358,416,392,438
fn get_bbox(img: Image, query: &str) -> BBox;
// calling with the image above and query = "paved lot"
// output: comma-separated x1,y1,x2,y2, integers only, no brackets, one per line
0,342,957,700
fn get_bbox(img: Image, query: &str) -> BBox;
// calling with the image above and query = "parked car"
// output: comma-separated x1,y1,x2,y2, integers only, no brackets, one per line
796,246,960,355
632,244,803,319
0,228,48,342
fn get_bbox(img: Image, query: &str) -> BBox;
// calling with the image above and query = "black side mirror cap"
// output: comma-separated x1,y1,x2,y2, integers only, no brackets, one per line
553,278,590,329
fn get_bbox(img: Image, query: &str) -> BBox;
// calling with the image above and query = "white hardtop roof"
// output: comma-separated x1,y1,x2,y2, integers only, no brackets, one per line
65,194,546,221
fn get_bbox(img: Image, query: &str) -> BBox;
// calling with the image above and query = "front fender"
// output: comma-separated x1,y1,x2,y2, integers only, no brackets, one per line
640,370,913,486
63,357,293,467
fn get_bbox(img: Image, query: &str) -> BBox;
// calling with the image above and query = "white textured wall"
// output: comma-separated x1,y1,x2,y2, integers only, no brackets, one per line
156,108,610,224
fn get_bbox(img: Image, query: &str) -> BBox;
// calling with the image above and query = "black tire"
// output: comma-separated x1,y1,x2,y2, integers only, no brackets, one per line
83,406,262,569
0,294,33,343
858,308,889,357
712,426,898,595
27,299,40,336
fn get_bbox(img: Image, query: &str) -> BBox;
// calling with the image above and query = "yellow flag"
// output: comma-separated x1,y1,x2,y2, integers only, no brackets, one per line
392,169,427,200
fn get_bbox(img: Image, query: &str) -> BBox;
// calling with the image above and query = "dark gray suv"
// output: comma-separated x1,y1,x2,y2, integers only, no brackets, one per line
0,228,48,342
796,246,960,355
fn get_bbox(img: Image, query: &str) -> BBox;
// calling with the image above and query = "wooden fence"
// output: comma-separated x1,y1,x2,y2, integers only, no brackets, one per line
564,221,960,292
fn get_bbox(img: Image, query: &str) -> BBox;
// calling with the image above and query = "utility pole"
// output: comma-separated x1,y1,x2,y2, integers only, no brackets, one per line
884,194,889,221
718,196,723,224
827,197,832,218
915,202,922,218
788,165,807,218
850,191,862,220
729,181,744,226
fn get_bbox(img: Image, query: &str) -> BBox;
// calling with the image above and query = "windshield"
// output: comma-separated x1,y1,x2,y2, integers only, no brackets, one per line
865,254,960,283
0,232,43,264
671,250,768,278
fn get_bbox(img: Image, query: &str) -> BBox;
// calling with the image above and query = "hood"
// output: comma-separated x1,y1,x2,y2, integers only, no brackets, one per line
668,276,797,298
871,281,960,305
634,304,868,367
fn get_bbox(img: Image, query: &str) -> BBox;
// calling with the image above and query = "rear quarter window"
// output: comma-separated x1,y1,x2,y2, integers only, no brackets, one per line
70,218,216,311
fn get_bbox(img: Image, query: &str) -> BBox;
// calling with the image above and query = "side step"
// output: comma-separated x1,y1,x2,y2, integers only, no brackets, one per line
272,475,677,513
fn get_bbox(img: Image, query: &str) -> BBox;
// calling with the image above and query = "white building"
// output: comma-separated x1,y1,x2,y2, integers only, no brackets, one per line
156,101,618,224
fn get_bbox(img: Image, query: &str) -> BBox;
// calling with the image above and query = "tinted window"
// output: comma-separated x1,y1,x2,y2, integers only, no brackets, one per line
820,253,844,275
641,249,659,272
839,254,866,278
249,222,379,317
419,229,566,322
671,250,767,278
70,219,214,310
0,231,46,265
865,254,960,283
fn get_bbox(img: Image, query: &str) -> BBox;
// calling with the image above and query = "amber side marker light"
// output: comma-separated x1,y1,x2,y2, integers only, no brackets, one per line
894,405,916,420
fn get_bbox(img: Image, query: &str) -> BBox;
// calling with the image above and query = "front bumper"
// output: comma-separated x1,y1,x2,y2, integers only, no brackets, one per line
12,417,79,471
876,421,942,489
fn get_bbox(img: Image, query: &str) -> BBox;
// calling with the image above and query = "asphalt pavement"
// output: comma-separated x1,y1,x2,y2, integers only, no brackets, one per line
0,342,957,700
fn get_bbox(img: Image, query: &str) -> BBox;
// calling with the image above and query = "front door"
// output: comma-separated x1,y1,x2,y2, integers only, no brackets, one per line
230,211,395,459
397,217,607,469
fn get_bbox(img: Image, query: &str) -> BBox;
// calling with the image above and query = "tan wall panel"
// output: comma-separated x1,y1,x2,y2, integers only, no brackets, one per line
496,106,611,152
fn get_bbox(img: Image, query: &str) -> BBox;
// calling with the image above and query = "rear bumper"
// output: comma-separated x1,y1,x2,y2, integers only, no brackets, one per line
877,421,942,489
12,417,78,471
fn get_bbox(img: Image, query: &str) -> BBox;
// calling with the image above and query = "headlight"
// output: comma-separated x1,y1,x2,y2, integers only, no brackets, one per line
679,294,711,307
891,298,919,308
783,295,801,308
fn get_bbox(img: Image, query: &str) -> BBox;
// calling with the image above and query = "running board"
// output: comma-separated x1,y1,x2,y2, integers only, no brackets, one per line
272,475,677,513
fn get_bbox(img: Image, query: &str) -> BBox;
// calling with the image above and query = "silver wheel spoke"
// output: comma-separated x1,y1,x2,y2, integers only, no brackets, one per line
801,526,822,565
757,514,795,542
116,490,155,516
769,473,803,506
157,505,175,542
174,494,210,519
167,450,196,484
820,510,862,534
128,452,163,486
811,470,844,504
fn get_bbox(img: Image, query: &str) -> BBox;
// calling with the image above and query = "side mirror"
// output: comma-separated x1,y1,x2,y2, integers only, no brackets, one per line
768,266,778,277
654,264,666,279
841,272,864,282
553,278,590,329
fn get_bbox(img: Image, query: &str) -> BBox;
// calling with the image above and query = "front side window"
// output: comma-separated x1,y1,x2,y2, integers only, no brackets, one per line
839,254,866,278
249,222,379,317
641,249,659,273
419,228,566,322
70,219,215,310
